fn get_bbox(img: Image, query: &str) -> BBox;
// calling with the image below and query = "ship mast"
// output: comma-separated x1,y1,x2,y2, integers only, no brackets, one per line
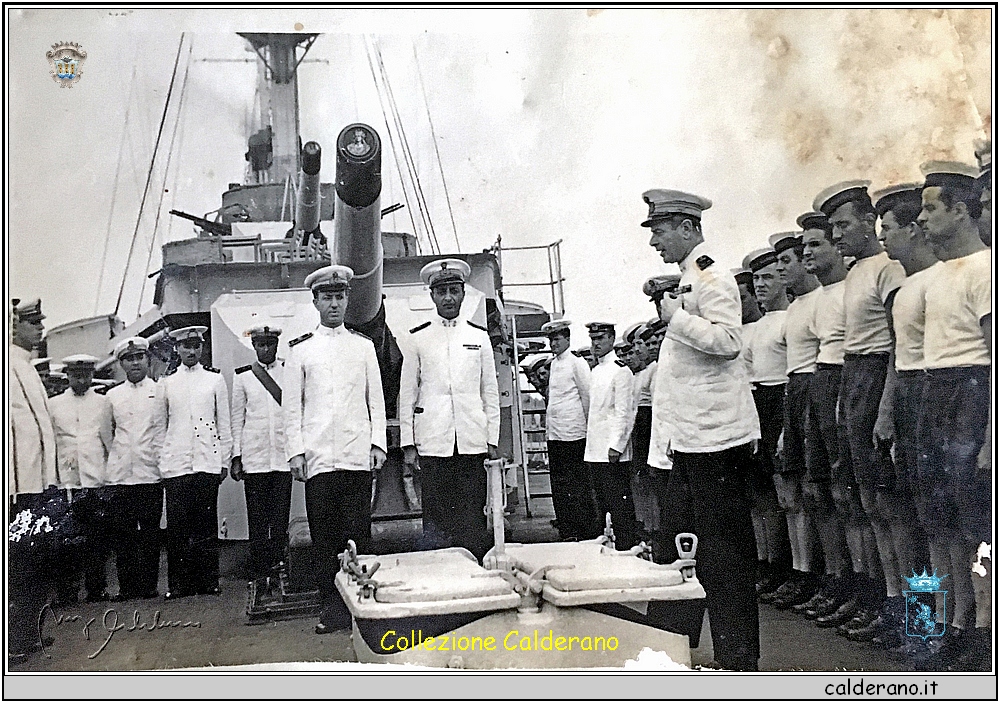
239,33,317,185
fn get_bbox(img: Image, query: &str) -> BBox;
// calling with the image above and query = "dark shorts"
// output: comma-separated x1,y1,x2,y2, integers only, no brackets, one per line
915,366,991,542
840,353,889,490
805,364,858,518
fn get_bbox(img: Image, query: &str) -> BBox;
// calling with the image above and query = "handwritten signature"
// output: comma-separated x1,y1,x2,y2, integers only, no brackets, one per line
37,603,201,659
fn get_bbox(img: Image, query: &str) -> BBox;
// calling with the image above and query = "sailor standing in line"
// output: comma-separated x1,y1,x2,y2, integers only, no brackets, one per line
583,321,638,549
399,259,501,561
105,337,166,601
912,163,992,670
49,354,114,603
815,181,907,631
623,322,658,542
231,325,290,587
156,326,232,599
642,188,761,671
540,319,597,541
283,265,387,634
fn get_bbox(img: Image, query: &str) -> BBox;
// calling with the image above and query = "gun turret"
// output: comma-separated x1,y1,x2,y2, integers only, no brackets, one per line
332,123,402,409
295,141,323,245
169,210,233,238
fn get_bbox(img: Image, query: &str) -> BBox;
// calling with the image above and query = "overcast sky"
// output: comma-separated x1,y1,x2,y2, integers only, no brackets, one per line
7,8,991,344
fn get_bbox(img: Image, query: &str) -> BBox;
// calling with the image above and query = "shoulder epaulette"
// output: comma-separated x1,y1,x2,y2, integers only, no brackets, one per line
234,365,252,374
349,329,372,342
695,254,715,270
95,380,124,395
204,366,221,374
467,321,488,332
288,332,314,348
615,360,628,368
409,321,431,334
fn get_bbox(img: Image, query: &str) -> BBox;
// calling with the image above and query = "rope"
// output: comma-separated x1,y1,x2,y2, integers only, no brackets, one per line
364,38,423,252
114,33,186,315
137,39,194,317
95,62,139,314
413,41,460,252
374,41,440,254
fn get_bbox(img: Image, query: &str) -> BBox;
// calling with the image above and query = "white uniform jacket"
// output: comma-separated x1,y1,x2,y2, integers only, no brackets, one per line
156,364,233,479
283,326,387,480
49,388,113,489
231,360,287,474
9,345,58,496
651,242,761,454
545,349,591,442
399,317,501,457
583,352,635,463
106,377,164,485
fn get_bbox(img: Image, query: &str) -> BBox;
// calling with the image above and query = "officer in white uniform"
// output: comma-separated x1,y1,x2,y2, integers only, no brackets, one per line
642,188,761,671
284,265,387,633
583,321,638,548
157,325,232,599
49,354,114,603
9,299,58,502
540,319,597,540
231,324,290,585
399,258,501,561
105,337,165,600
8,298,60,658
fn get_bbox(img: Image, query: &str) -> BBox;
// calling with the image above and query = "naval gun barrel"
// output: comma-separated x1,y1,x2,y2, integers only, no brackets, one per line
334,123,383,327
332,123,402,411
295,141,323,241
169,210,232,237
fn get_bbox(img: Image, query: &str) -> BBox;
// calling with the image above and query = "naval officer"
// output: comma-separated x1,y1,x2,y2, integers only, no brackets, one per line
157,326,232,599
583,321,638,548
231,324,291,586
283,265,387,634
105,337,165,601
49,354,115,603
642,188,762,671
399,258,501,561
540,319,597,541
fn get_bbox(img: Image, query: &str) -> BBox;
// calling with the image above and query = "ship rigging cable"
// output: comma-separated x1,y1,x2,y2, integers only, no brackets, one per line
374,41,441,254
363,38,427,254
94,62,139,314
114,33,187,316
412,41,461,253
137,39,194,317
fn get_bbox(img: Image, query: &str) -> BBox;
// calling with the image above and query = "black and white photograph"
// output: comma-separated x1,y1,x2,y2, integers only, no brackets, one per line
5,5,994,697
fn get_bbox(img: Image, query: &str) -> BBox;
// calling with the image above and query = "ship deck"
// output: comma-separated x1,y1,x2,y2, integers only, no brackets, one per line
11,510,908,673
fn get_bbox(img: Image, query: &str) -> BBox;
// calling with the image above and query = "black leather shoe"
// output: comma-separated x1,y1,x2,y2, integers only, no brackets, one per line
793,591,828,614
816,599,859,628
871,626,904,650
140,590,160,600
164,590,191,601
837,609,877,636
845,615,888,642
774,581,819,610
760,578,797,604
804,597,837,619
86,591,111,604
914,628,968,671
198,585,221,596
110,592,132,603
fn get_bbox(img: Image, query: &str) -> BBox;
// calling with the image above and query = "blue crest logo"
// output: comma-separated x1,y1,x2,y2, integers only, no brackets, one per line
46,42,87,88
903,569,948,640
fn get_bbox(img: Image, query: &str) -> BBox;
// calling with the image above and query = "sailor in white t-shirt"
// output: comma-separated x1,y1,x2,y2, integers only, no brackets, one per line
912,162,993,671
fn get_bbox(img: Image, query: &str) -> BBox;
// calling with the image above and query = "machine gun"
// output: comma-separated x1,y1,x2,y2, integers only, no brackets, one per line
168,210,233,238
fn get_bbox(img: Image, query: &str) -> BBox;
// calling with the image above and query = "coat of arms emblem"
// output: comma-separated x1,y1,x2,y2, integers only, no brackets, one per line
46,42,87,87
904,569,948,640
